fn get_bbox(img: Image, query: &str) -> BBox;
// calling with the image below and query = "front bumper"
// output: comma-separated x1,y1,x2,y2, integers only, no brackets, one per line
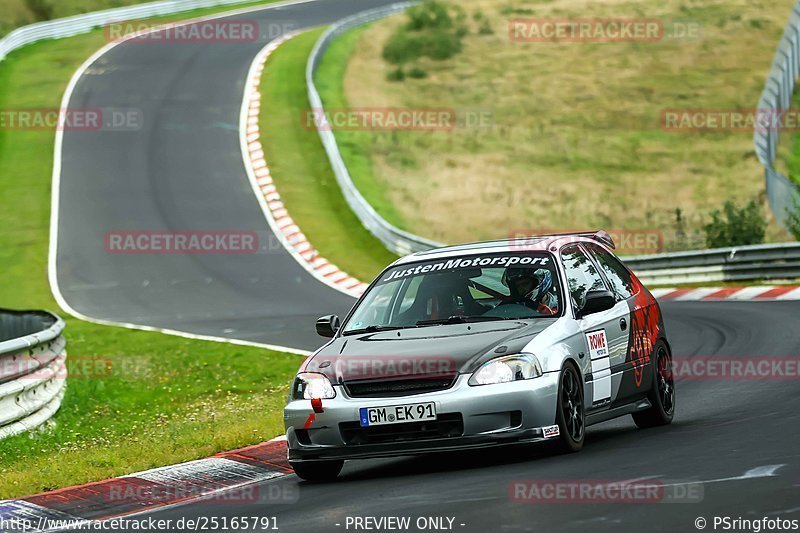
283,372,560,462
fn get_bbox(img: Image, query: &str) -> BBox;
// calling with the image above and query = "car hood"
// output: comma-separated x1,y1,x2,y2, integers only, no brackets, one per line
304,319,557,381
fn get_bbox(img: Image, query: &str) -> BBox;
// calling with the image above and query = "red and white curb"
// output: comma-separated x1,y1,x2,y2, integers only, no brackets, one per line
241,34,369,298
651,286,800,301
0,437,292,527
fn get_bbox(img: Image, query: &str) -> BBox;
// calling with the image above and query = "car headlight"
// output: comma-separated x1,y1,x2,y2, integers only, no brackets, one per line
469,353,543,386
292,372,336,399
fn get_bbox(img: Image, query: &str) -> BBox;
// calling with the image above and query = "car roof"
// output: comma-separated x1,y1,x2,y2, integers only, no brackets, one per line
392,231,615,266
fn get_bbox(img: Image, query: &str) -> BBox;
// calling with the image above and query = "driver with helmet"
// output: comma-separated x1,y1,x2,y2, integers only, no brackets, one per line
501,267,558,315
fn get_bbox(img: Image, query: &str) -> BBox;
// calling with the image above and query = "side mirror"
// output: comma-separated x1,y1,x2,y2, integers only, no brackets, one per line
316,315,340,338
579,290,616,318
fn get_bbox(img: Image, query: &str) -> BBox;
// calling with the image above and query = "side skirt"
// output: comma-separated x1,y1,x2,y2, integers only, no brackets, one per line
586,398,652,427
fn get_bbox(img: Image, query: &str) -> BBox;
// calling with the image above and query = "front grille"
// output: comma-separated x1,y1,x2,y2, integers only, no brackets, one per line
339,413,463,445
343,376,456,398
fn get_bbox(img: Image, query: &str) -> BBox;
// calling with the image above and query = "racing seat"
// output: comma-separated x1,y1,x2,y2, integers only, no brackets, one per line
398,275,485,323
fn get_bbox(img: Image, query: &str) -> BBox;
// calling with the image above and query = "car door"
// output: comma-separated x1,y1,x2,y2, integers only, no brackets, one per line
584,242,652,406
560,243,629,411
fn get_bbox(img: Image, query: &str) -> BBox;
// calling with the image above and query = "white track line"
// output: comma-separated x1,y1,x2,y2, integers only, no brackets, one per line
47,0,333,357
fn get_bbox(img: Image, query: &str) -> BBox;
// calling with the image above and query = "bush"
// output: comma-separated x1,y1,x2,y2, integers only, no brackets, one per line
704,199,767,248
24,0,54,21
382,31,421,64
408,66,428,79
383,1,465,66
406,1,453,31
787,197,800,240
425,30,463,59
386,67,405,81
478,19,494,35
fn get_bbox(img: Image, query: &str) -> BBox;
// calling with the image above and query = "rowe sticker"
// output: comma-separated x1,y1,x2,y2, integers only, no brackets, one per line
586,330,609,359
586,330,611,403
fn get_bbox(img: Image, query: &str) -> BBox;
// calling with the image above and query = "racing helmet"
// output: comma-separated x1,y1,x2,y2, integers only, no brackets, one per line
502,267,553,301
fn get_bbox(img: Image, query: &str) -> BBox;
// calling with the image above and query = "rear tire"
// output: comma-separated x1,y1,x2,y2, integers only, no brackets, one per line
290,460,344,482
632,342,675,428
555,363,585,452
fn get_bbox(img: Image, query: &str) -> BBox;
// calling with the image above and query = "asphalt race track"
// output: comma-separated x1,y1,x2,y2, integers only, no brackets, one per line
53,0,800,531
130,301,800,531
53,0,399,351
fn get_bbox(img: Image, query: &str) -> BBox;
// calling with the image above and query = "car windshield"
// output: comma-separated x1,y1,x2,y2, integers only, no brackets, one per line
342,253,561,334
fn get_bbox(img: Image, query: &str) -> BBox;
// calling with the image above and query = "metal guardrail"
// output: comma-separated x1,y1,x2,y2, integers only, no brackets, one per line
623,242,800,285
306,2,443,257
0,310,66,440
754,0,800,228
0,0,267,62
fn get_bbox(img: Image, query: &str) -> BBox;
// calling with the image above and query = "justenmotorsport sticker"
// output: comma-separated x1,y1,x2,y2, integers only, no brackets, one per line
381,255,551,283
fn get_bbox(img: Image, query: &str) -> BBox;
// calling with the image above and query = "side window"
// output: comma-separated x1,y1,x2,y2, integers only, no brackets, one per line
586,243,634,299
560,244,606,311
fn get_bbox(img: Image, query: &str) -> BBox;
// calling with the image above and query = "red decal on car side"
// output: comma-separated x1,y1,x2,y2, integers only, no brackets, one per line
629,275,661,387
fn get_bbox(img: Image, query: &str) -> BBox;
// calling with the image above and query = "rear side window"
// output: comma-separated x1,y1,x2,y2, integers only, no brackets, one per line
586,243,634,299
560,244,606,310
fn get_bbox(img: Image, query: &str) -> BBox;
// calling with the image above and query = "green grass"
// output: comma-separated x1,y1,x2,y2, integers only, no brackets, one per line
0,0,299,499
334,0,796,248
312,25,409,231
259,29,399,282
784,91,800,188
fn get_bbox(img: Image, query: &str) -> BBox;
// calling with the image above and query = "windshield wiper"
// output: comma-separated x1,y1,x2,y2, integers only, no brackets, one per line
416,315,506,326
342,324,408,336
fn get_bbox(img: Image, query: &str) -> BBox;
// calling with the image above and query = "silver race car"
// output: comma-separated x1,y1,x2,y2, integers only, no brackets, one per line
284,232,675,481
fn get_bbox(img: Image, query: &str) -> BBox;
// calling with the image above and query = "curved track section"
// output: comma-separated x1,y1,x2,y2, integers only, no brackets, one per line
51,0,397,351
143,301,800,530
51,1,800,529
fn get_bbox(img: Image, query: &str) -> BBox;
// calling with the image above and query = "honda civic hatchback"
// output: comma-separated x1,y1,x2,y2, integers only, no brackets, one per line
284,232,675,481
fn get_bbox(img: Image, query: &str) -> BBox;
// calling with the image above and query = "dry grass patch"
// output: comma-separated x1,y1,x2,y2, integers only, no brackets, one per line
341,0,795,249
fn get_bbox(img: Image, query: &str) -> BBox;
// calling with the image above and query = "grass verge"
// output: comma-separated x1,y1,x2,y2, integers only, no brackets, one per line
2,0,150,37
0,0,299,499
334,0,795,248
312,25,409,231
258,29,399,282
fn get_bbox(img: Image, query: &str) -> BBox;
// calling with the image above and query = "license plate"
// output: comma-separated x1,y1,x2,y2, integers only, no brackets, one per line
359,402,436,427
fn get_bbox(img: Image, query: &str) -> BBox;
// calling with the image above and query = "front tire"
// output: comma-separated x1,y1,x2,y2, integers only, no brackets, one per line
290,459,344,482
555,363,585,452
632,342,675,428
